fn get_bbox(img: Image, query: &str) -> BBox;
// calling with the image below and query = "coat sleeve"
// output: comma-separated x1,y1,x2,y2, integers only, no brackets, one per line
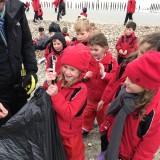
103,58,118,82
51,86,87,121
115,37,122,53
21,11,38,74
132,109,160,160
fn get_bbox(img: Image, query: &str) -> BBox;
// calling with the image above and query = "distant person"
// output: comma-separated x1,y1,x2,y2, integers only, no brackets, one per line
25,1,30,12
62,26,71,43
124,0,136,25
116,21,138,65
33,27,49,50
52,0,66,21
80,7,87,17
32,0,40,22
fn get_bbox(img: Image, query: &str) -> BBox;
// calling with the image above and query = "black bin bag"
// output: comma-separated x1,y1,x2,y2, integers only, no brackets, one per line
0,87,66,160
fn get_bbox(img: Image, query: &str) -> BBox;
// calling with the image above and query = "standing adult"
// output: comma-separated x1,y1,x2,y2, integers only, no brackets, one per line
124,0,136,25
0,0,38,126
32,0,40,22
52,0,66,21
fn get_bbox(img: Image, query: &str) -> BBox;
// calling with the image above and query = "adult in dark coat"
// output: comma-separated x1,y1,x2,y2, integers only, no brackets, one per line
0,0,38,126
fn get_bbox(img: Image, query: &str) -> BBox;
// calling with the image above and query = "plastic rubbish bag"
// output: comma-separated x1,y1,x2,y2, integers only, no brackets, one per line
0,87,66,160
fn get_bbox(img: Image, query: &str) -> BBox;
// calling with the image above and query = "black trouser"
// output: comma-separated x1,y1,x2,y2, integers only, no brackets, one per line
0,86,28,126
57,3,66,21
33,10,38,22
38,16,43,20
124,12,133,25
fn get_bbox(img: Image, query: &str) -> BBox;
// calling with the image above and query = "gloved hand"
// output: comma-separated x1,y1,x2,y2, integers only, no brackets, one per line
22,72,38,95
100,115,113,135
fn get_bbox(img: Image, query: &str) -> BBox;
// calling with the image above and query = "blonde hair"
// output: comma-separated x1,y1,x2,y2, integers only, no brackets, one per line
74,18,90,32
90,22,101,34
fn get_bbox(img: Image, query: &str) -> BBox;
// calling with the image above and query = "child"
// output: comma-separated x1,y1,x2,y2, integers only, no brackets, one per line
97,50,160,160
97,32,160,112
46,32,67,75
38,4,43,20
25,1,30,12
116,21,138,64
44,22,61,59
71,18,91,46
80,7,87,17
44,43,90,160
62,26,71,43
82,33,118,137
33,26,49,50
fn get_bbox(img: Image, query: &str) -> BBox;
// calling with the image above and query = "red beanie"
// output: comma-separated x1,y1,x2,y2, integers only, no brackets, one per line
61,43,90,73
125,51,160,90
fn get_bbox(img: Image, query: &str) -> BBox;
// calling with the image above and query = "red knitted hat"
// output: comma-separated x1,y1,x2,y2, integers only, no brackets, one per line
61,43,90,73
125,51,160,90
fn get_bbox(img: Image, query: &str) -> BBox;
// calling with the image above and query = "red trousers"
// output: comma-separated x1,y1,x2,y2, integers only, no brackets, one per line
82,98,107,131
63,134,85,160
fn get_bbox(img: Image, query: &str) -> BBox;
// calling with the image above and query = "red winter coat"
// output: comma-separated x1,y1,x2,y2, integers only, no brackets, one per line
43,80,87,138
32,0,39,11
101,63,127,105
127,0,136,13
107,88,160,160
116,32,138,58
46,51,64,75
80,12,87,17
52,0,65,8
38,8,43,16
84,52,118,102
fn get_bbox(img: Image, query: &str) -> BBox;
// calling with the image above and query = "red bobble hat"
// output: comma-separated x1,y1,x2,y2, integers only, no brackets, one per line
61,43,90,73
125,51,160,90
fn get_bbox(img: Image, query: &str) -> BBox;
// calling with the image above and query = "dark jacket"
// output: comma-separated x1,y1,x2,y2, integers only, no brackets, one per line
5,0,38,84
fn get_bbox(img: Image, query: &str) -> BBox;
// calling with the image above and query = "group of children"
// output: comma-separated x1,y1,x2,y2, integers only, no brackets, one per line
36,15,160,160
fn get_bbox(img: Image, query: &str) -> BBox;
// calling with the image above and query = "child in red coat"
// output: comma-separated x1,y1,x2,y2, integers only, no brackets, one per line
97,50,160,160
97,31,160,121
124,0,136,25
71,18,91,46
80,7,87,17
116,21,138,64
44,43,90,160
46,32,67,75
82,33,118,137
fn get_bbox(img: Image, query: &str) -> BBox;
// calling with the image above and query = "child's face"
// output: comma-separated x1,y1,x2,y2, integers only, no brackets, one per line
76,31,90,43
138,42,150,57
52,39,63,52
90,45,107,60
125,77,145,94
62,65,81,83
125,28,134,36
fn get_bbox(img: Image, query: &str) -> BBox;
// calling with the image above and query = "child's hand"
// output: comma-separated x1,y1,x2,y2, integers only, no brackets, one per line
46,68,57,85
46,84,58,96
99,63,106,78
97,100,104,111
119,49,123,54
84,71,93,79
0,103,8,119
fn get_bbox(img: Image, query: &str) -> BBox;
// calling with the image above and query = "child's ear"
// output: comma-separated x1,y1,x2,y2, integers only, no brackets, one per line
104,46,109,51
